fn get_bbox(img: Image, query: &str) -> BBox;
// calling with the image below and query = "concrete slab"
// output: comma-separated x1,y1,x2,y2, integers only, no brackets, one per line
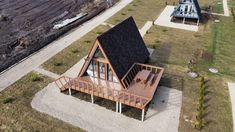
155,6,198,32
32,85,182,132
228,82,235,132
223,0,229,16
34,67,60,79
139,21,153,37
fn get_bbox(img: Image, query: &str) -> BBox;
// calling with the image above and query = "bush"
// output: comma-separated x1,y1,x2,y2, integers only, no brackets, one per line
121,13,126,15
231,8,235,22
195,77,206,130
155,40,161,43
132,4,137,6
162,29,168,32
96,31,103,35
127,8,133,11
53,61,63,66
84,40,91,43
30,73,43,82
71,49,79,54
3,96,15,104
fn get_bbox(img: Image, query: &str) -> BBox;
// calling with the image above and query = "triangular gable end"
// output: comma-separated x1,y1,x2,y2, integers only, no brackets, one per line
171,0,202,20
78,39,123,87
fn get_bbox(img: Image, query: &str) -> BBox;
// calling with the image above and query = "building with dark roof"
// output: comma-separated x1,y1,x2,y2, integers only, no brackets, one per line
54,17,164,121
171,0,202,25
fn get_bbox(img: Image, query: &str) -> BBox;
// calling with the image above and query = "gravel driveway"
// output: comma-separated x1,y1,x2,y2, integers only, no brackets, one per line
31,84,182,132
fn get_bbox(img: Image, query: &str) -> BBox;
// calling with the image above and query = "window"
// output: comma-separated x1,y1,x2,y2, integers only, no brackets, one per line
94,47,105,58
99,62,106,79
86,60,119,83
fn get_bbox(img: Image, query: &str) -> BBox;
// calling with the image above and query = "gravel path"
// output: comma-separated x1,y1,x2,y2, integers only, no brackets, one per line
139,21,153,37
228,82,235,132
223,0,229,16
34,67,60,79
31,84,182,132
0,0,133,92
155,6,198,32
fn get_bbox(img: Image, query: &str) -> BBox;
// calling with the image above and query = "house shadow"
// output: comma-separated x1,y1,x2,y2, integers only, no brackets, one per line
145,86,182,120
147,42,172,67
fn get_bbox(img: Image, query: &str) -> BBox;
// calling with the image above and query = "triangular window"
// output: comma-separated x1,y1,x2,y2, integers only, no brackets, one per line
93,47,104,58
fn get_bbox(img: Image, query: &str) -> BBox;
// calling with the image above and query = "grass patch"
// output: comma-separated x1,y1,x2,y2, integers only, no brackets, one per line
2,96,15,104
71,49,79,54
144,24,213,67
42,25,110,74
144,10,233,131
199,0,224,14
0,72,82,131
30,72,43,82
210,16,235,77
106,0,166,28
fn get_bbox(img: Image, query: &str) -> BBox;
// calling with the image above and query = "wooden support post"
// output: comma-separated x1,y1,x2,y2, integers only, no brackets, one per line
197,19,199,26
119,102,122,113
183,18,185,24
116,102,119,113
91,94,94,104
69,88,71,96
141,108,145,122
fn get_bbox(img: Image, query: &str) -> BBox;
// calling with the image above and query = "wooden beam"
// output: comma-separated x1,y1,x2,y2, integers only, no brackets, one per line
116,102,119,112
141,108,145,122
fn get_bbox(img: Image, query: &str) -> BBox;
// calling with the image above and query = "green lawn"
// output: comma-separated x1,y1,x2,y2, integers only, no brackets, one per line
106,0,166,28
143,12,234,132
39,0,234,131
198,0,224,14
0,72,83,131
42,0,170,74
42,25,110,74
211,16,235,77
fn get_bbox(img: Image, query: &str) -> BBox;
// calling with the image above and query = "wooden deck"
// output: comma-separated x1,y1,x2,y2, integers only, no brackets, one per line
54,63,164,109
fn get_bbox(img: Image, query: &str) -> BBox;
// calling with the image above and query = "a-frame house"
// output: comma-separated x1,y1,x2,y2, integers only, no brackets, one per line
55,17,164,121
171,0,202,25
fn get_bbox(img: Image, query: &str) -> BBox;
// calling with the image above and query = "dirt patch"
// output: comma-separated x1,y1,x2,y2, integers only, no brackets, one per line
0,0,118,72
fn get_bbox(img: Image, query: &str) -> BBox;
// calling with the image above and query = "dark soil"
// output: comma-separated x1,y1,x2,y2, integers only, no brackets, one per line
0,0,118,72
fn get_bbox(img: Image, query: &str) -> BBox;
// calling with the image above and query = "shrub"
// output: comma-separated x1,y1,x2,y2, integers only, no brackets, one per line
30,73,43,82
121,13,126,15
3,96,15,104
71,49,79,54
132,4,137,6
84,40,91,43
231,7,235,22
162,29,168,32
127,8,133,11
53,61,63,67
115,19,120,22
96,31,103,35
155,40,161,43
195,77,206,130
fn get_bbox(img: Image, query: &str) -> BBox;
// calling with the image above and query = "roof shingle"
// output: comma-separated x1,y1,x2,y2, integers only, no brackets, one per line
97,17,149,80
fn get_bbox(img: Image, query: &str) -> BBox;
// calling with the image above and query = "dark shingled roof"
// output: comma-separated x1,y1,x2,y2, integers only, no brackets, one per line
97,17,149,80
193,0,202,19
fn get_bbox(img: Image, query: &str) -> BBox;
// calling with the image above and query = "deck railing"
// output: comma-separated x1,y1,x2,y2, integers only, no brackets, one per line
54,76,151,109
121,63,164,89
